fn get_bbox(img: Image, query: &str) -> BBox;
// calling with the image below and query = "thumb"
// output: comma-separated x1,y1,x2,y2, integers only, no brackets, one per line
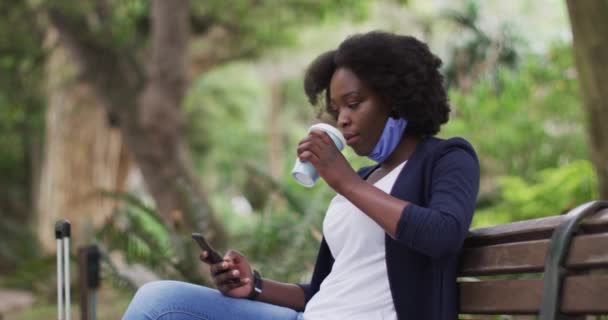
225,249,244,263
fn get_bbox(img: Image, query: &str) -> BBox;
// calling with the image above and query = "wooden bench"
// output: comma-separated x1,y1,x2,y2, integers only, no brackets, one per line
458,200,608,319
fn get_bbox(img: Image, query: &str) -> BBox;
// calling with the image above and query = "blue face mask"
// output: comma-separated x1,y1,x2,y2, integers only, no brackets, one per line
367,117,408,163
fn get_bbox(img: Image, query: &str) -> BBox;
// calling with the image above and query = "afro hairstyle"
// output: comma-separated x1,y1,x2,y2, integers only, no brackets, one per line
304,31,450,136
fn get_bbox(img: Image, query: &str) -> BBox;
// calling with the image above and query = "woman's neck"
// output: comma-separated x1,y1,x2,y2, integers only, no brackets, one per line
380,134,422,171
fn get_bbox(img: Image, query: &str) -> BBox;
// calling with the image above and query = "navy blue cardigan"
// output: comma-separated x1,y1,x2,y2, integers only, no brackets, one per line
298,137,480,320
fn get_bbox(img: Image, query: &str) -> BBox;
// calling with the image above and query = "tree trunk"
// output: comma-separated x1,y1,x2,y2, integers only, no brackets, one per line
566,0,608,198
45,0,226,249
129,0,224,243
37,32,131,252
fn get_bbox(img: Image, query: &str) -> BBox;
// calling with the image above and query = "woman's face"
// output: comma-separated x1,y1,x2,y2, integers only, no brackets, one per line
329,67,390,156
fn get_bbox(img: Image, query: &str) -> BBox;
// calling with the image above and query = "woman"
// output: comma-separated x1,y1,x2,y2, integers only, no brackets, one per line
123,31,480,320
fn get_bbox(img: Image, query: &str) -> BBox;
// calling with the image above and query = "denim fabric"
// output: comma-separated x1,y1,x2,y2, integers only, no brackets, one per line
123,280,304,320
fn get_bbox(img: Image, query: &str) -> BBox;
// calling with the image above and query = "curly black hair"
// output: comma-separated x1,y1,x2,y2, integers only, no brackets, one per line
304,31,450,136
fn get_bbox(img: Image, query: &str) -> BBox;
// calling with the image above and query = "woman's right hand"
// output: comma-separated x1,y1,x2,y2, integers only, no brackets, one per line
199,249,254,299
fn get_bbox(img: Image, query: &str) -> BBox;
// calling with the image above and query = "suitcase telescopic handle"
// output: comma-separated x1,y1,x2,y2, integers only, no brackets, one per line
56,219,71,320
55,219,71,239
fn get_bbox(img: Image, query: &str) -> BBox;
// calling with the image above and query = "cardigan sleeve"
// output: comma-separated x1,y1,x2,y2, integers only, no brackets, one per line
394,143,480,258
296,237,335,304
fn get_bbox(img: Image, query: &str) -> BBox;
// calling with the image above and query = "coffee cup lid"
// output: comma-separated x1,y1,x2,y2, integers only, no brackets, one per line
308,123,346,148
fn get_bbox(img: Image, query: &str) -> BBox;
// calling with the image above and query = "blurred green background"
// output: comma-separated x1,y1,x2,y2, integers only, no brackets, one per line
0,0,606,319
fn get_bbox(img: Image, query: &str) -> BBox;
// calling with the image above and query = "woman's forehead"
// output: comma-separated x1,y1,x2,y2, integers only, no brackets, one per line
329,67,368,101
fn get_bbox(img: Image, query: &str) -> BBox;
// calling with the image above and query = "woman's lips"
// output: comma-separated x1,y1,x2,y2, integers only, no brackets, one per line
344,134,360,146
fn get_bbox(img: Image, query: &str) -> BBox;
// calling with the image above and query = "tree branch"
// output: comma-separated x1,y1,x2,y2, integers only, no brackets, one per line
46,7,143,119
188,25,259,79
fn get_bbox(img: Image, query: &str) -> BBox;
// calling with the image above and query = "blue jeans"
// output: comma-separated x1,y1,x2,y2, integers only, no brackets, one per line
123,280,304,320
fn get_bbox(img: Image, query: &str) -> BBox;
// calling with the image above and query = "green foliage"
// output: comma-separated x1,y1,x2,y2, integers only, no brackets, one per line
96,192,176,276
441,0,523,90
44,0,369,63
0,254,55,291
42,0,149,50
474,160,597,227
0,220,40,274
184,63,269,189
191,0,369,51
443,43,586,180
106,0,149,48
442,42,595,227
0,0,46,271
0,1,45,189
96,190,219,284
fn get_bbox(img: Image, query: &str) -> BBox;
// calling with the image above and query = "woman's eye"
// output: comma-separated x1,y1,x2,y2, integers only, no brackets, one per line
347,102,360,109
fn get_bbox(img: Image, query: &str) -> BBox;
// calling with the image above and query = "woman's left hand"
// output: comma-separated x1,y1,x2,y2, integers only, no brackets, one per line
296,130,361,193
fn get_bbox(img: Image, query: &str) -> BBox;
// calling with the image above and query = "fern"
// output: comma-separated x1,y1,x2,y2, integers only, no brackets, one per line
96,191,176,277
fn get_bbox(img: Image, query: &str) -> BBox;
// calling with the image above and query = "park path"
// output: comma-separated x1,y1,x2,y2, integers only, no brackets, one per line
0,289,34,317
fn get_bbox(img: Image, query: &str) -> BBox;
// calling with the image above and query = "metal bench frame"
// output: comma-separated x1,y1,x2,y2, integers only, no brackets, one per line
541,200,608,320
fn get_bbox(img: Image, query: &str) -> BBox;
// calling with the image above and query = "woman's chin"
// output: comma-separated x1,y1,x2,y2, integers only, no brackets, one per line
351,147,368,157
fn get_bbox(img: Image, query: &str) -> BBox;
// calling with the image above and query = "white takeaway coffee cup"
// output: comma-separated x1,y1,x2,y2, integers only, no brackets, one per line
291,123,346,187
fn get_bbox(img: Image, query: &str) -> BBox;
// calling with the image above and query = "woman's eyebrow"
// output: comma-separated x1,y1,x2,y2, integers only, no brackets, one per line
330,91,360,104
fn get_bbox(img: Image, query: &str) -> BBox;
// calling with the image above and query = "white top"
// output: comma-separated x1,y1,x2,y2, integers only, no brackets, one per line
303,161,407,320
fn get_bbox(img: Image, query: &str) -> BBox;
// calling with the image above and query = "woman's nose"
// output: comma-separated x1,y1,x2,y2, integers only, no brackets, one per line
337,110,351,128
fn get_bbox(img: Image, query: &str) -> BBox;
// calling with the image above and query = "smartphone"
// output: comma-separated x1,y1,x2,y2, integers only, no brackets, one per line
192,233,223,264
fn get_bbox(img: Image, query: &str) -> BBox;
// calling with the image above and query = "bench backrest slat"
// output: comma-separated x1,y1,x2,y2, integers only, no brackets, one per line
460,232,608,276
459,275,608,314
464,208,608,247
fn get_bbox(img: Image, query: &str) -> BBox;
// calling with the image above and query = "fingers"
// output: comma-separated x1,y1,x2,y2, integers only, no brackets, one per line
209,260,232,276
225,249,243,261
309,130,333,145
215,268,242,285
224,250,251,279
203,256,240,289
298,149,320,164
217,277,250,293
297,131,334,160
211,250,252,293
298,131,331,148
296,137,318,157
